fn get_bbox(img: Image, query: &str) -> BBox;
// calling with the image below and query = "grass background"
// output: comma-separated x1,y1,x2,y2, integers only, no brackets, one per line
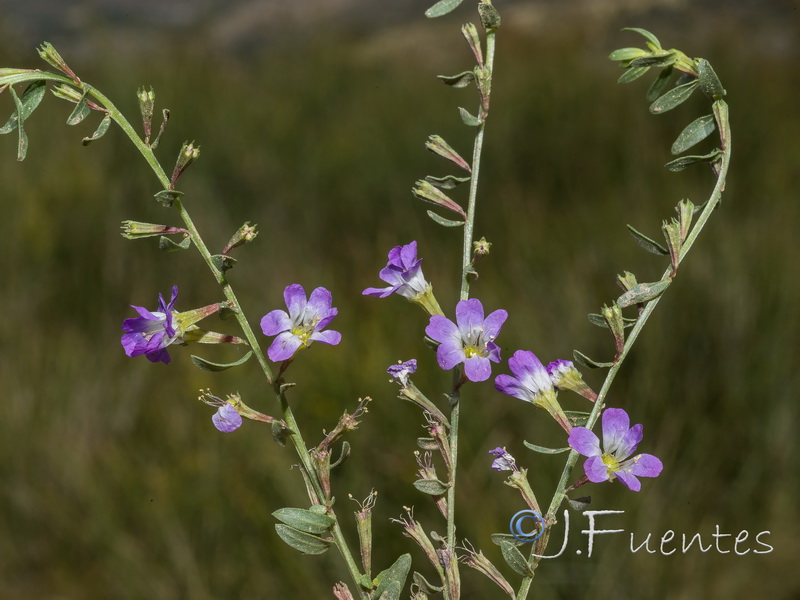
1,1,798,598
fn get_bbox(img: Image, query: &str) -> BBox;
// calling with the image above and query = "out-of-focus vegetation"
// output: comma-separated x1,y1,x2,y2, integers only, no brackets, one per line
1,6,798,599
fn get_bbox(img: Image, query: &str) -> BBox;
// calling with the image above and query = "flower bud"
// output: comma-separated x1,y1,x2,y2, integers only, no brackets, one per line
120,220,187,240
461,23,484,67
37,42,79,83
602,303,625,360
459,542,515,597
170,141,200,187
137,86,155,142
222,221,259,254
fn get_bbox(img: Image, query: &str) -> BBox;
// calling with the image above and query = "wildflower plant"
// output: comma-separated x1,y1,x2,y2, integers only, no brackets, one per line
1,0,732,597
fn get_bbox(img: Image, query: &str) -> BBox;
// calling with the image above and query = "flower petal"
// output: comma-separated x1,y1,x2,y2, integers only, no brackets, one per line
455,298,484,332
310,329,342,346
437,341,465,371
261,309,291,336
494,374,527,400
615,423,644,460
283,284,308,320
426,315,459,344
615,471,641,491
464,355,491,382
628,453,663,479
482,309,508,338
568,427,601,457
583,455,610,483
601,408,631,453
268,331,303,361
307,287,334,314
213,403,243,433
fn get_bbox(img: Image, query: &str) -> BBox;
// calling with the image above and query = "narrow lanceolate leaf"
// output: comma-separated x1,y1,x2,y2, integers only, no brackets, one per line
9,86,28,161
523,441,570,454
565,411,591,428
274,524,332,555
627,224,669,255
426,210,464,228
189,350,253,371
413,478,449,496
272,507,335,535
154,189,184,207
499,541,533,577
66,91,91,125
424,0,463,18
617,66,649,84
649,80,699,114
616,279,672,308
629,52,676,69
425,174,471,190
697,58,726,99
622,27,662,51
438,70,476,88
458,106,483,127
373,554,412,600
664,148,721,172
671,114,716,155
572,350,613,369
646,66,674,102
82,114,111,145
608,47,648,62
0,80,47,135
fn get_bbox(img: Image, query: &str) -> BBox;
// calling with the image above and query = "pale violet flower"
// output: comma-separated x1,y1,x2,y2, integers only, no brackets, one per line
213,403,243,433
260,284,341,362
425,298,507,382
489,447,518,472
387,359,417,386
568,408,663,492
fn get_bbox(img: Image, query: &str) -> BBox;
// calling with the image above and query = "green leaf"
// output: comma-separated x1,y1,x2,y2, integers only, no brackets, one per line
646,66,674,102
622,27,662,50
373,554,412,600
413,478,449,496
616,279,672,308
572,350,613,369
211,253,237,273
671,114,716,155
649,80,699,114
627,224,669,255
523,441,570,454
608,47,648,62
274,524,332,555
189,350,253,372
458,106,482,127
158,235,191,252
412,571,444,594
271,420,290,447
629,52,676,69
424,174,471,190
426,210,464,227
499,541,533,576
617,66,649,84
154,189,184,207
696,58,725,99
491,533,525,548
66,91,90,125
0,80,47,135
438,70,475,88
565,410,591,428
664,148,721,172
82,114,111,145
567,496,591,511
272,507,335,535
424,0,463,18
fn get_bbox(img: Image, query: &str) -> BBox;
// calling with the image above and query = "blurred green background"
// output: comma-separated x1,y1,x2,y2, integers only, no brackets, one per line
1,1,798,598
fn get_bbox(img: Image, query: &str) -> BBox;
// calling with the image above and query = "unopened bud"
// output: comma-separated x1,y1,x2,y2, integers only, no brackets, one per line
120,220,187,239
222,221,258,254
37,42,79,83
137,86,155,143
170,141,200,187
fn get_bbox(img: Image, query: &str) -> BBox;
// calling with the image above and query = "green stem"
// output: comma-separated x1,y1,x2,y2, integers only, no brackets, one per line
446,19,498,559
68,76,369,600
516,99,731,600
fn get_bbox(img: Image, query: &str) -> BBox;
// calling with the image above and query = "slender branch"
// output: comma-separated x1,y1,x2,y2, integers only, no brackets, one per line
516,99,731,600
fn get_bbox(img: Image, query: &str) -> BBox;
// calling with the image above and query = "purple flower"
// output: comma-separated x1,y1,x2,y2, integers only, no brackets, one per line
425,298,507,382
213,403,243,433
489,447,517,472
363,241,429,299
495,350,573,431
568,408,663,492
495,350,554,403
121,285,180,364
546,359,574,388
260,284,342,362
387,359,417,386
